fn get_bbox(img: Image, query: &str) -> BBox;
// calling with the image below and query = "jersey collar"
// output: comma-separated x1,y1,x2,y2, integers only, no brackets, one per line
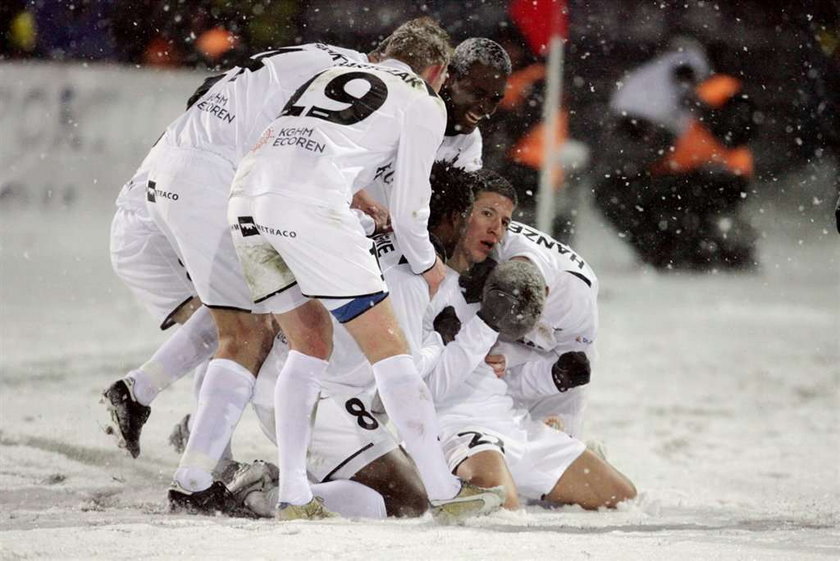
377,58,415,75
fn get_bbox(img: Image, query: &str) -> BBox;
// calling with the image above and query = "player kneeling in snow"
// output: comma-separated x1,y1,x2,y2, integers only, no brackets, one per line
421,165,636,510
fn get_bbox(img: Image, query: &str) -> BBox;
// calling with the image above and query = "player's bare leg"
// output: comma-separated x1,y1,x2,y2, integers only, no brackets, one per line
169,308,275,513
350,448,429,517
455,450,520,510
543,449,637,509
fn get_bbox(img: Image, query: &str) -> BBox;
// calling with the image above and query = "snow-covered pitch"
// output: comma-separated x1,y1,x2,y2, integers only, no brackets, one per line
0,165,837,560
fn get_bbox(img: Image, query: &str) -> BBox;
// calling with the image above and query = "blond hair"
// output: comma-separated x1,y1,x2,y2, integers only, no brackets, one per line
380,17,452,75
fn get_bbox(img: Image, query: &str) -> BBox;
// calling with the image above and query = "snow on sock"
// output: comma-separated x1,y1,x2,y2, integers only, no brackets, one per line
173,359,254,492
126,306,217,406
372,354,460,501
274,350,326,506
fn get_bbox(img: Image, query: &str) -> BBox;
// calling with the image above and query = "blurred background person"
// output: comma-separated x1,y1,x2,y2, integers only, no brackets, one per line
592,38,760,270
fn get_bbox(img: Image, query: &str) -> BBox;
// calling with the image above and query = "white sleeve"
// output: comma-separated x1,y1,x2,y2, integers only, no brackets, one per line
422,315,499,401
502,344,593,404
527,388,588,439
458,130,483,171
386,267,431,357
390,95,446,274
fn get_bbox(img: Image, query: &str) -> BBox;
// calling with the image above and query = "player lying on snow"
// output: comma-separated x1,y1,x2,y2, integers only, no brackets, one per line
102,27,508,465
103,19,513,521
223,163,636,517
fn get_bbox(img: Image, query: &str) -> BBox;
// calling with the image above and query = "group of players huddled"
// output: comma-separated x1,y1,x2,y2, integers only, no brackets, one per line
103,17,637,522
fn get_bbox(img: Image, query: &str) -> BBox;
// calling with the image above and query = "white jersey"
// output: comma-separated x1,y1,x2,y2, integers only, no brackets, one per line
436,130,483,172
423,271,513,430
365,128,482,208
161,43,367,166
610,46,710,135
232,58,446,275
493,221,598,357
490,222,598,432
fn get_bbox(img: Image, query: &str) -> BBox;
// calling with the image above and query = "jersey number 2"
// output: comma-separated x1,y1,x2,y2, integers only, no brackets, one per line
281,71,388,126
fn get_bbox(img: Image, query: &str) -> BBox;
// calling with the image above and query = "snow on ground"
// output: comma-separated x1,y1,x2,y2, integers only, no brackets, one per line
0,168,838,560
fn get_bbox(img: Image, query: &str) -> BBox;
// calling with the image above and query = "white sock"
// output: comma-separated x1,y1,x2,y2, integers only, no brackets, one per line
173,359,254,492
274,351,326,506
372,354,459,501
249,480,386,519
126,306,217,406
192,360,210,408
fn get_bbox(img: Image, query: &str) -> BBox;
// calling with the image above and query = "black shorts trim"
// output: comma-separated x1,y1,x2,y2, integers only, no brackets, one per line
159,296,197,331
253,281,298,304
205,304,252,313
321,442,374,482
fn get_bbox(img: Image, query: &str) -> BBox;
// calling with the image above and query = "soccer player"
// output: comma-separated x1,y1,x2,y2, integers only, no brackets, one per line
227,20,507,520
422,166,636,510
364,37,511,209
106,37,389,514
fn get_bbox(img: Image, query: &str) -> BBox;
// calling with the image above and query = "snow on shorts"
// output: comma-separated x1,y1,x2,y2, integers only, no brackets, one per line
144,146,254,311
252,347,398,482
228,192,386,314
440,417,586,500
110,204,196,329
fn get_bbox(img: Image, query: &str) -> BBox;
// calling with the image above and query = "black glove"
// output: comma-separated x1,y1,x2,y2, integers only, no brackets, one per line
477,260,546,340
551,351,591,392
459,258,498,303
433,306,461,345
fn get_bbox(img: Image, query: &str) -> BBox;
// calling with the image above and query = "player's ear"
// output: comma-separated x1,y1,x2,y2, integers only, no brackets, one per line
422,64,448,93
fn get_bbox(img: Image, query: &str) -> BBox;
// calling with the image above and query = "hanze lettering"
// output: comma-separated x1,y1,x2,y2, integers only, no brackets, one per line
507,223,586,269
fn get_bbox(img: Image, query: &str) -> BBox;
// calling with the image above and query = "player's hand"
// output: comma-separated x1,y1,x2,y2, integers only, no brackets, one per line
543,416,565,431
422,256,446,298
550,351,591,392
485,354,507,378
433,305,461,345
351,189,391,234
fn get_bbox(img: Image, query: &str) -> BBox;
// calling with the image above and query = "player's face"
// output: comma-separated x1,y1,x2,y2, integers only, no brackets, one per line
443,63,507,135
459,191,514,264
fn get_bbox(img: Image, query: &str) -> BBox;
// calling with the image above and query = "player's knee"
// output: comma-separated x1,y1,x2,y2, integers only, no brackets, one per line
606,476,637,506
216,317,276,370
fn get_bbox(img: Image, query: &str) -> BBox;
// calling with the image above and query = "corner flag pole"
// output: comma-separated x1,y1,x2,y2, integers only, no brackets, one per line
536,2,566,234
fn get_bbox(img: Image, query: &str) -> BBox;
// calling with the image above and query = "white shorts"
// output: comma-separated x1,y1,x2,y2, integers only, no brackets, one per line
144,146,254,311
440,417,586,500
252,339,398,482
110,204,196,329
229,193,386,315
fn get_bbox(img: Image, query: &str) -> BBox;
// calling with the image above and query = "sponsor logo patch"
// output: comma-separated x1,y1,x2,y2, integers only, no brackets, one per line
237,216,259,237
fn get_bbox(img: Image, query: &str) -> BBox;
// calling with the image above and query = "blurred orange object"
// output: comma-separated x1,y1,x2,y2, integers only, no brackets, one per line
143,36,180,67
652,119,754,178
696,74,742,109
196,27,237,60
